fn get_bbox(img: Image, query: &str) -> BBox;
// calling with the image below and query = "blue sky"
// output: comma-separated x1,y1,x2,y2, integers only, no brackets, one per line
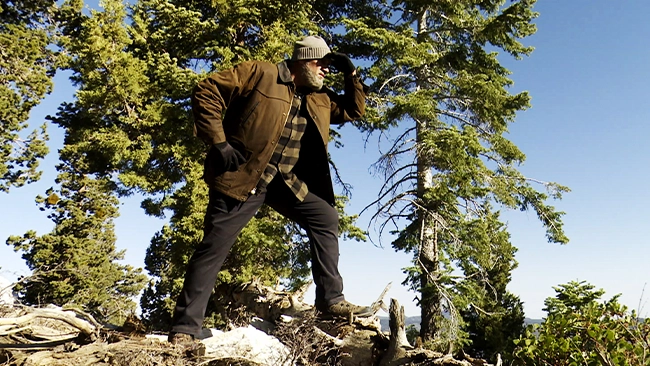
1,1,649,320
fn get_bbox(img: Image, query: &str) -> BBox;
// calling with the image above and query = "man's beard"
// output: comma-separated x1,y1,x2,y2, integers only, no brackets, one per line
298,63,323,91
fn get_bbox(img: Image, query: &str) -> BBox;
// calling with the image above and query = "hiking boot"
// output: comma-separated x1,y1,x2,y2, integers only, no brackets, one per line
168,332,206,357
319,300,374,318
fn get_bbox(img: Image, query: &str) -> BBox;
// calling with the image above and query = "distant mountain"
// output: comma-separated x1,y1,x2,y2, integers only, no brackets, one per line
378,316,543,332
378,316,422,331
524,317,543,325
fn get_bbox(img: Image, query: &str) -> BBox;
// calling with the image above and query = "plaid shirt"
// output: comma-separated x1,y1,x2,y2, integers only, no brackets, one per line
255,93,308,200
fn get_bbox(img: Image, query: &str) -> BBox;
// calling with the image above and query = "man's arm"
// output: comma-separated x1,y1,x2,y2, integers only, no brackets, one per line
328,73,368,125
325,53,368,125
192,61,261,146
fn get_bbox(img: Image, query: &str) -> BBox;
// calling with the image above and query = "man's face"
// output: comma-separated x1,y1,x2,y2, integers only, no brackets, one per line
295,58,331,90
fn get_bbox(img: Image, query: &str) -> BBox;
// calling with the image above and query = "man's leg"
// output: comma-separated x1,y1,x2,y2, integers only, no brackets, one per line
170,189,265,337
264,180,345,308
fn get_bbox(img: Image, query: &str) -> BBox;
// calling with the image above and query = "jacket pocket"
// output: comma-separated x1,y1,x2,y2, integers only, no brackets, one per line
228,137,253,161
240,100,260,125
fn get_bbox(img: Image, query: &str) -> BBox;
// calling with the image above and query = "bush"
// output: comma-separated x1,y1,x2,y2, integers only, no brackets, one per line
512,281,650,365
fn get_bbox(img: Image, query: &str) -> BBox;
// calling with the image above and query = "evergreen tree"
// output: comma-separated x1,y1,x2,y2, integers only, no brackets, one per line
6,165,147,324
0,0,57,192
328,0,569,352
459,211,525,361
25,0,365,330
5,1,147,324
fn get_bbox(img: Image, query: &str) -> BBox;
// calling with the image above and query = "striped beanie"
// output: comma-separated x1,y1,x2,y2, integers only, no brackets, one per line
291,36,331,60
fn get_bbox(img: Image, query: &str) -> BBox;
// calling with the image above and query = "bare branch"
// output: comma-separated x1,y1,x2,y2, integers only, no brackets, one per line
379,73,413,92
361,174,417,216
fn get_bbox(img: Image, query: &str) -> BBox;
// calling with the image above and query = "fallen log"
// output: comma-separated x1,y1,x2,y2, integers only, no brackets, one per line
0,306,98,348
231,279,391,324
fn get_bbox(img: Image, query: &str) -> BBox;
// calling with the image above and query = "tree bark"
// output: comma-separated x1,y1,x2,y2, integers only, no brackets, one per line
414,6,444,345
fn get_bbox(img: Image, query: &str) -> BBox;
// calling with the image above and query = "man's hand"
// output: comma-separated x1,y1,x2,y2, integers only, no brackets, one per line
326,52,355,75
213,142,246,172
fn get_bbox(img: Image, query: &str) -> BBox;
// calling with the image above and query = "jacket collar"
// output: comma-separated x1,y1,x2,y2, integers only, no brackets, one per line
277,61,293,84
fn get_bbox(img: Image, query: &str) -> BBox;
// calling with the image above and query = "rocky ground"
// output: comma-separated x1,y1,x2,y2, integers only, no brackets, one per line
0,282,497,366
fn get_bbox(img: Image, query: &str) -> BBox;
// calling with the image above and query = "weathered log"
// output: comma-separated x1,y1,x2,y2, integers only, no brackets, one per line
0,307,97,344
339,329,381,366
455,349,490,366
16,338,193,366
231,280,392,326
231,280,314,322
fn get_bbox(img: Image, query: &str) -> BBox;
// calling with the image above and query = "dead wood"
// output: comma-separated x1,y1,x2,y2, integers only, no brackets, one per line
13,338,193,366
230,280,392,325
0,306,98,347
376,298,508,366
231,280,313,322
200,358,266,366
379,298,413,366
229,281,500,366
370,282,392,314
271,310,342,365
0,281,502,366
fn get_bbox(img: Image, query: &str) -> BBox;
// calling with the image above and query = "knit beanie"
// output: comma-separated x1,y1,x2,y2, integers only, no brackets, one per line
291,36,331,60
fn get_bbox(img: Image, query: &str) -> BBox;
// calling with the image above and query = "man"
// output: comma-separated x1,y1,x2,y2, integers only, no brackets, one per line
169,36,371,349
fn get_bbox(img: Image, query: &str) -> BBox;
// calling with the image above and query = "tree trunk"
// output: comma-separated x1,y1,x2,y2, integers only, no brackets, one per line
415,6,443,345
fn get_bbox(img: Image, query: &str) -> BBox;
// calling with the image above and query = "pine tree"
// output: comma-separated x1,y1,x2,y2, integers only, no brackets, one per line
6,165,147,324
328,0,569,352
459,211,526,361
23,0,366,331
128,0,367,329
0,0,57,192
5,0,149,324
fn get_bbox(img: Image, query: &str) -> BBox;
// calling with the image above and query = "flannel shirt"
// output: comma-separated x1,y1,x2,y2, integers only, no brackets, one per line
255,93,308,200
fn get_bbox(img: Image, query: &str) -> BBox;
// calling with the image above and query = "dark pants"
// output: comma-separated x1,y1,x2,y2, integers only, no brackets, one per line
170,177,345,336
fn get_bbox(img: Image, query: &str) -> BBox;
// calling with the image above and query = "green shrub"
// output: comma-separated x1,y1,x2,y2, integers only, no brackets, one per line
512,281,650,366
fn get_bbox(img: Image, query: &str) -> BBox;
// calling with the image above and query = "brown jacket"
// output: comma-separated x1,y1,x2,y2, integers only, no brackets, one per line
192,60,367,204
